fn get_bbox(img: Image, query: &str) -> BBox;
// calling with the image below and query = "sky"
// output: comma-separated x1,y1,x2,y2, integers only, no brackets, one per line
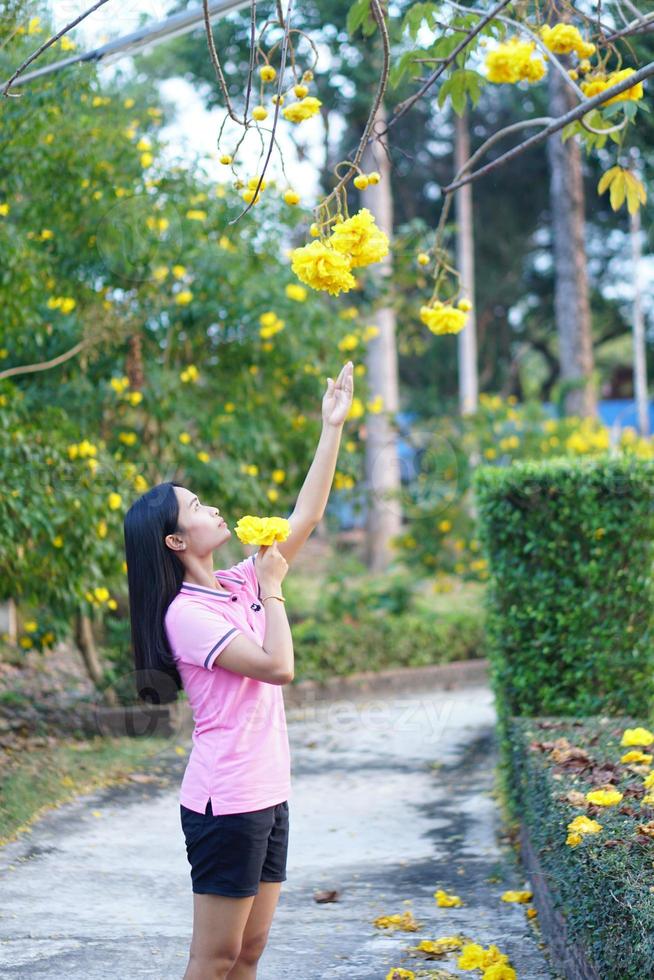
48,0,327,197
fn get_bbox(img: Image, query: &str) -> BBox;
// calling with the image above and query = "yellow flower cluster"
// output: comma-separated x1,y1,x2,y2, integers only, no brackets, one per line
485,38,546,85
457,941,517,979
330,208,389,268
242,176,267,205
566,814,603,847
585,787,623,806
621,726,654,746
180,364,199,383
110,376,130,394
540,23,596,58
84,586,117,609
581,67,644,105
501,889,532,903
234,515,292,545
435,888,463,907
47,296,76,314
290,209,389,296
565,422,610,453
259,311,285,339
282,96,322,123
419,300,470,335
333,471,355,489
372,909,421,931
68,439,97,460
291,241,356,296
285,283,307,302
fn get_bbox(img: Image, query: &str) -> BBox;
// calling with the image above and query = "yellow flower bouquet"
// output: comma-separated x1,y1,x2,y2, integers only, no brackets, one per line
235,515,292,546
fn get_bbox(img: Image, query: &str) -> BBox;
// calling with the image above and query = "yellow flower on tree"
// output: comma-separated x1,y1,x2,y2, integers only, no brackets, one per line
328,208,389,269
346,396,365,420
581,67,644,105
338,333,359,351
282,96,322,123
485,38,546,84
175,290,193,306
180,365,199,383
108,493,122,510
420,302,468,335
540,23,596,58
285,283,307,302
290,240,357,296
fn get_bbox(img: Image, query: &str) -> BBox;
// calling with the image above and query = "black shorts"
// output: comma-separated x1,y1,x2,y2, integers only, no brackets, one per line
180,798,289,898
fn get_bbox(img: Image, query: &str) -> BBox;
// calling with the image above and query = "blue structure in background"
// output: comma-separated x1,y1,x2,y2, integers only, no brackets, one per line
327,401,652,530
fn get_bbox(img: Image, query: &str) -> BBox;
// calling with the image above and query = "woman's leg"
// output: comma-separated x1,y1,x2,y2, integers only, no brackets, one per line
225,882,283,980
183,892,256,980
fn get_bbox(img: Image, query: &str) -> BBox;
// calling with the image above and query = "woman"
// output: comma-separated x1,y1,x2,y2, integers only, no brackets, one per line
123,361,354,980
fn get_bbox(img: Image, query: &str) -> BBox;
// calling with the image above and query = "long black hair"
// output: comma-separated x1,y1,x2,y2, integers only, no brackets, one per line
123,481,188,705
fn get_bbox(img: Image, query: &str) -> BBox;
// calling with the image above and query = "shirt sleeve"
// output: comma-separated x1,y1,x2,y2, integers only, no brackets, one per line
167,603,245,670
228,553,261,603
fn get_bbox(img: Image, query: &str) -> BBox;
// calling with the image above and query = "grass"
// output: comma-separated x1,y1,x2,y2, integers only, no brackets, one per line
0,733,173,846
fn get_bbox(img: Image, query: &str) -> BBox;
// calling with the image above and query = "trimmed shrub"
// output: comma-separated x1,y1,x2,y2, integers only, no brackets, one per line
473,455,654,735
508,714,654,978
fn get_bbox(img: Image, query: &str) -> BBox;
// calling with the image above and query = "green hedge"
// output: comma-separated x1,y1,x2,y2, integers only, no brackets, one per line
292,607,485,683
508,714,654,977
473,455,654,735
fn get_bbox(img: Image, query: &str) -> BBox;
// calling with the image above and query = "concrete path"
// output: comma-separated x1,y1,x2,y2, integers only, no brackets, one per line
0,683,561,979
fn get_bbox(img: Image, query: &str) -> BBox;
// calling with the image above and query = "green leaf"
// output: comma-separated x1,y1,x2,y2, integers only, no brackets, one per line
346,0,372,36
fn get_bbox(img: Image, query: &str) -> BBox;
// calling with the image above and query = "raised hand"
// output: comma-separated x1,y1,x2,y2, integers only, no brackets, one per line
321,360,354,427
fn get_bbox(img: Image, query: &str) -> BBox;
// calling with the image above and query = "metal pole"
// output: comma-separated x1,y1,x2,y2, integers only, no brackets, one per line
9,0,251,87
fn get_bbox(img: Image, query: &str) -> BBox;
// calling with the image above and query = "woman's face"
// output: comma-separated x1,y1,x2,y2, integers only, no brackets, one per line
173,486,231,555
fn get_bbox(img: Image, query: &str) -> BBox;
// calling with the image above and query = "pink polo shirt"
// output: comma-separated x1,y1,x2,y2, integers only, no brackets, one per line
164,553,291,815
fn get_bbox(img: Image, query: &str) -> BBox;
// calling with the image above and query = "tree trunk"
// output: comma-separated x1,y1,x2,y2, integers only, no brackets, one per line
455,108,479,416
74,609,118,706
630,207,649,436
546,39,597,419
360,103,403,573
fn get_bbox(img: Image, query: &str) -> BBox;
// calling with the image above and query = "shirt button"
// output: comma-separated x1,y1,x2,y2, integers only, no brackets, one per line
231,595,238,601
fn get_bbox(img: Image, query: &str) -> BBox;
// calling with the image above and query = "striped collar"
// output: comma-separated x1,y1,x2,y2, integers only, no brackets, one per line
180,569,245,600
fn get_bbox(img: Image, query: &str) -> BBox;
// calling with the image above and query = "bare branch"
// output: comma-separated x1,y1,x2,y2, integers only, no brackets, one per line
2,0,112,98
442,60,654,193
382,0,514,136
203,0,242,123
0,338,97,380
228,0,294,224
318,0,390,216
